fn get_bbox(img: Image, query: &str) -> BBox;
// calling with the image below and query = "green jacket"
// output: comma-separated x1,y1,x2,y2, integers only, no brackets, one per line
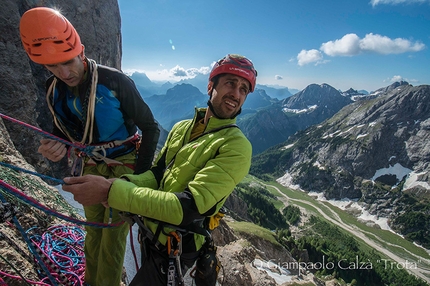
108,108,252,251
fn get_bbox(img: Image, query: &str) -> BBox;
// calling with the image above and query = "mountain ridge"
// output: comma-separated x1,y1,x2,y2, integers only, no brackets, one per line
251,82,430,250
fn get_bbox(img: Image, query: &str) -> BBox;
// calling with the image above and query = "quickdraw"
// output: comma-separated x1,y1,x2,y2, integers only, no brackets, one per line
166,231,183,286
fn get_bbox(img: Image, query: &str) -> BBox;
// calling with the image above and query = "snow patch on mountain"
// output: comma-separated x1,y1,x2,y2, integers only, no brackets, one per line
282,105,318,114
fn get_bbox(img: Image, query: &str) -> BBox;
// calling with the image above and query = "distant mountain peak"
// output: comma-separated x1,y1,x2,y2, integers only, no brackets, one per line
371,81,410,95
283,83,351,110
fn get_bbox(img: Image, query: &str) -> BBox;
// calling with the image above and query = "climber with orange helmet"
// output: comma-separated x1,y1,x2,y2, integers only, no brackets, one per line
19,7,160,286
62,53,257,286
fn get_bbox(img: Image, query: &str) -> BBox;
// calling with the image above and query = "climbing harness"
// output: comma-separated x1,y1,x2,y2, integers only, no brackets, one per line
68,132,141,176
120,211,224,286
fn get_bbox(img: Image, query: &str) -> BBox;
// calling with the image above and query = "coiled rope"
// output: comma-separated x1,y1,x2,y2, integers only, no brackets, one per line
27,224,86,285
46,58,98,145
0,172,111,285
0,191,58,285
0,112,136,284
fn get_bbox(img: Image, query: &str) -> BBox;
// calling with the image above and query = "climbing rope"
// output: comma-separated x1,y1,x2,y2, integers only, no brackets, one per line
0,161,123,284
0,113,94,156
0,113,132,284
0,174,87,285
0,164,73,228
0,177,123,228
0,161,64,185
46,59,98,145
0,195,59,286
27,224,86,285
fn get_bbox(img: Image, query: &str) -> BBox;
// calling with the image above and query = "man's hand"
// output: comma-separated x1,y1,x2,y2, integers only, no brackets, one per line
63,175,117,206
38,139,67,162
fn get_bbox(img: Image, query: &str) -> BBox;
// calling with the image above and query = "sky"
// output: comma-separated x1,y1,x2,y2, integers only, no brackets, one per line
117,0,430,92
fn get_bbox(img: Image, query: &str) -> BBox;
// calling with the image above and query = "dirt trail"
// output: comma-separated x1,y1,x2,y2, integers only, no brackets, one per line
264,183,430,284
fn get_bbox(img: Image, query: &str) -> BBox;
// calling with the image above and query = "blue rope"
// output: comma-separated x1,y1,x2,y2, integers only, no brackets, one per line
0,193,59,286
0,161,64,185
26,225,86,285
0,179,123,228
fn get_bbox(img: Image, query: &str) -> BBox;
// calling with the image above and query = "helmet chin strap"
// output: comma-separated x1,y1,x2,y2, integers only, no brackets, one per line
207,98,241,119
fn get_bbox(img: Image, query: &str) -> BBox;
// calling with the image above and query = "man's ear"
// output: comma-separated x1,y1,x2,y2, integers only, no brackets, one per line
80,45,85,60
207,81,213,96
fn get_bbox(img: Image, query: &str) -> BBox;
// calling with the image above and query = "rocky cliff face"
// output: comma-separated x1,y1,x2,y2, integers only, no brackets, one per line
0,0,121,177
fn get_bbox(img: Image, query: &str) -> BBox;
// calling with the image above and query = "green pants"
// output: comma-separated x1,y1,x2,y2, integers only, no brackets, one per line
82,151,137,286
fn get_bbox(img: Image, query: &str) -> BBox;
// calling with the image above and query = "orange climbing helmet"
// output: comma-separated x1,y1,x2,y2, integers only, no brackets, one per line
19,7,83,65
209,54,257,92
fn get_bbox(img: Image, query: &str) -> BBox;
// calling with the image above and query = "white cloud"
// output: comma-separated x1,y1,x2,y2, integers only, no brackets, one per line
171,65,211,78
383,75,420,84
384,75,419,84
275,75,283,80
171,65,187,77
297,49,324,66
390,75,404,82
124,65,210,82
298,33,425,65
320,33,361,56
360,33,425,54
370,0,430,7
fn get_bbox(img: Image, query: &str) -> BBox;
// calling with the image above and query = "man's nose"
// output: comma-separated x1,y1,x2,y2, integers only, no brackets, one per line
231,86,242,99
58,66,70,78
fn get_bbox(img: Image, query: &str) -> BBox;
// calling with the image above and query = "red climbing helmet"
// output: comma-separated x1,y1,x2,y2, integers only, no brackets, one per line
19,7,83,65
209,54,257,92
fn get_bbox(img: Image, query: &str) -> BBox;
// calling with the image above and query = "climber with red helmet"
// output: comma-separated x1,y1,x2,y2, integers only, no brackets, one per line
19,7,160,286
62,53,257,286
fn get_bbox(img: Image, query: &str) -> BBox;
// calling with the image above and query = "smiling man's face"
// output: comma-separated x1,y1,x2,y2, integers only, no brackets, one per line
207,74,250,119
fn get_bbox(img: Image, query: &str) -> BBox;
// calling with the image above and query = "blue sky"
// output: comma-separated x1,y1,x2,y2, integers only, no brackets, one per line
118,0,429,92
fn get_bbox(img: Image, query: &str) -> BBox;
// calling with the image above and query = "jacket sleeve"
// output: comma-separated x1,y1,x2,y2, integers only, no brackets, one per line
108,134,252,226
109,180,185,225
117,75,160,174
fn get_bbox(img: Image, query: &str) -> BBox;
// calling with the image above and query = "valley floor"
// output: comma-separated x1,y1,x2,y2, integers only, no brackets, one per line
255,178,430,284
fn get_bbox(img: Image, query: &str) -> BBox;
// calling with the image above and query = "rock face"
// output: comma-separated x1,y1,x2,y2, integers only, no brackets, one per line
0,0,121,177
212,219,300,286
